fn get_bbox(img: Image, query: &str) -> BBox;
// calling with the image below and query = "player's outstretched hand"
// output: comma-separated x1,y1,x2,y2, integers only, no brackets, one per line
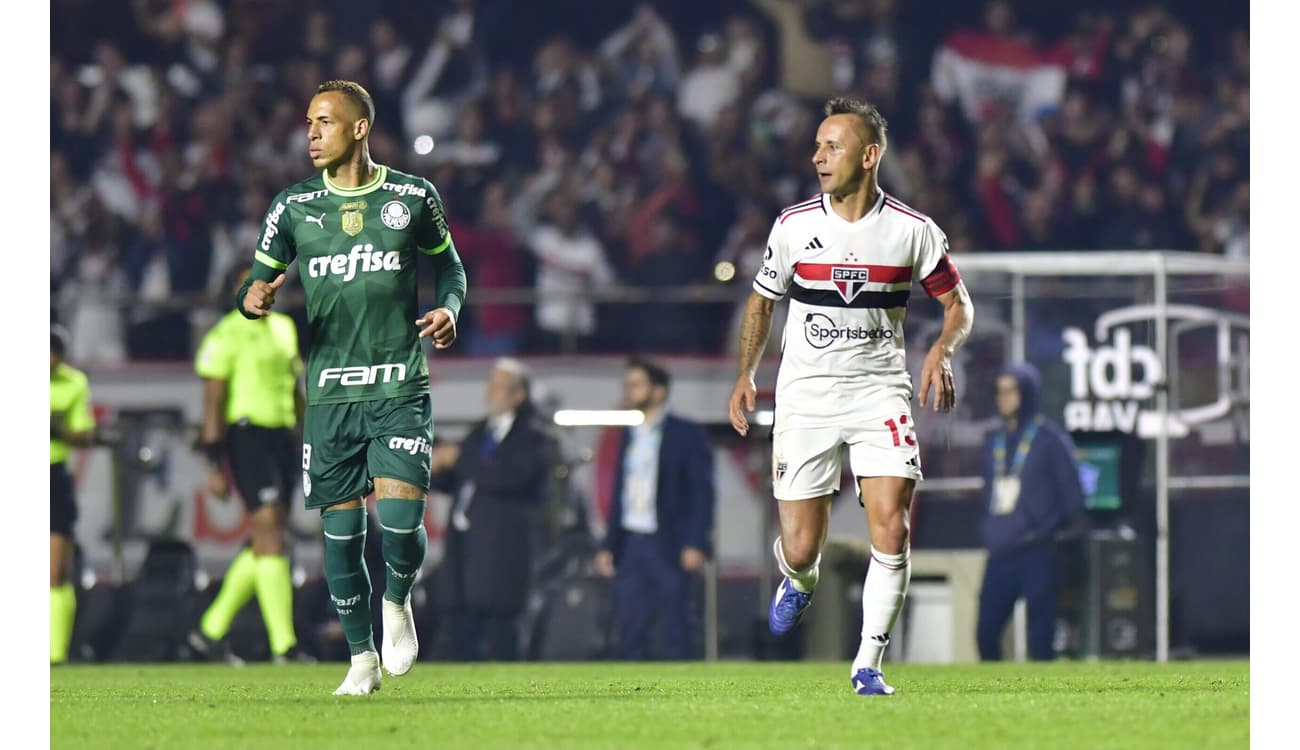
728,376,757,436
919,345,956,412
242,273,286,317
416,308,457,349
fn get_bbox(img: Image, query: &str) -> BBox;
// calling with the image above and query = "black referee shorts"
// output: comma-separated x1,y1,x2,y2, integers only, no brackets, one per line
51,462,77,537
226,423,299,513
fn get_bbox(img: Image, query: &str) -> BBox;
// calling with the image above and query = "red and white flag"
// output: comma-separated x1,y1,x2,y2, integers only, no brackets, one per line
931,31,1068,124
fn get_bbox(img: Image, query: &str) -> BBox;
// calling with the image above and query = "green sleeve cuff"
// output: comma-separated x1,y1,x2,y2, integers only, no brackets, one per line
428,244,467,321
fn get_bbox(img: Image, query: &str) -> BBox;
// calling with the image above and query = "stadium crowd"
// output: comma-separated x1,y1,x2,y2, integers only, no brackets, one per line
51,0,1248,361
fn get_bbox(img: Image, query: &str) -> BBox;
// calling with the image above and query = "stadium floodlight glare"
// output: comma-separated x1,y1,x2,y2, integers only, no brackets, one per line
755,410,774,426
553,409,646,427
413,135,435,154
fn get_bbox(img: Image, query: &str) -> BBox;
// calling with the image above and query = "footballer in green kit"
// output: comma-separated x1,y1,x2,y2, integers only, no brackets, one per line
237,80,466,695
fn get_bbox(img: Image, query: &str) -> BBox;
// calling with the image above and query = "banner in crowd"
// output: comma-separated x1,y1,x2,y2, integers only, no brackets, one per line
931,30,1068,123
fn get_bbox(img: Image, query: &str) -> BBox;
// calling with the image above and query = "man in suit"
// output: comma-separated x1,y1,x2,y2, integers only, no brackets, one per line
595,357,716,660
430,358,557,660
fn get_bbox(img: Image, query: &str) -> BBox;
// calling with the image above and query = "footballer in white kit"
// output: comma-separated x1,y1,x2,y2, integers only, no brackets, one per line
753,189,962,500
729,97,973,698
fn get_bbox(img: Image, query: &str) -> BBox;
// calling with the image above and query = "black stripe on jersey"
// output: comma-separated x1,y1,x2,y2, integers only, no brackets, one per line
789,282,910,309
754,279,785,298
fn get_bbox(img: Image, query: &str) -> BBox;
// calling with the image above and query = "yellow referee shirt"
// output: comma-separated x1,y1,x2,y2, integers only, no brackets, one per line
195,310,302,429
50,363,94,465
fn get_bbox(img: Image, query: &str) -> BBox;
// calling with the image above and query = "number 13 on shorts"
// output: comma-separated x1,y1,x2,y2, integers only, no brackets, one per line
771,415,922,500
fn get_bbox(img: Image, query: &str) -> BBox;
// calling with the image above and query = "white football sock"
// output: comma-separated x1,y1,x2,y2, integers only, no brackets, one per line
774,536,820,594
852,545,911,673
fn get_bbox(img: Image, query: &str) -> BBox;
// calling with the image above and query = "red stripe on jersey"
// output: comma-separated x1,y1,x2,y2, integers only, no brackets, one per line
794,262,913,284
780,204,824,224
921,254,962,297
884,199,926,222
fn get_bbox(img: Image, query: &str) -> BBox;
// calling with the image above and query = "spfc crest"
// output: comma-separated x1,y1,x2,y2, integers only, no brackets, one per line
831,266,870,304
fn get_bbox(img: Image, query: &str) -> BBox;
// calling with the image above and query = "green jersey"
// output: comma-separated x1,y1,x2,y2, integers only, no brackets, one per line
248,165,455,406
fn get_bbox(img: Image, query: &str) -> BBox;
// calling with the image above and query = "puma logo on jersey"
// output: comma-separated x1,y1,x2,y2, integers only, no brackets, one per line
307,243,401,281
304,213,325,228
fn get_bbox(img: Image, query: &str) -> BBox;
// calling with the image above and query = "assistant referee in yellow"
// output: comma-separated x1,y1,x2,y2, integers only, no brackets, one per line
187,267,312,664
51,325,95,665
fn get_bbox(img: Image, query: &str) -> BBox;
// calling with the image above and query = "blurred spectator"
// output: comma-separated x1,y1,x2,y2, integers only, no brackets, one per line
677,33,742,133
430,358,558,661
450,180,531,356
595,358,715,660
599,2,681,103
430,100,502,208
367,18,413,123
523,187,617,353
401,0,488,141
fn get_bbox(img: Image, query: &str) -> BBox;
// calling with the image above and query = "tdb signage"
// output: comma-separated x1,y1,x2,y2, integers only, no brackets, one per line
1061,305,1249,439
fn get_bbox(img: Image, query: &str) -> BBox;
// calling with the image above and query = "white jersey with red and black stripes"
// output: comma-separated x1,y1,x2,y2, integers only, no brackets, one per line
752,190,961,429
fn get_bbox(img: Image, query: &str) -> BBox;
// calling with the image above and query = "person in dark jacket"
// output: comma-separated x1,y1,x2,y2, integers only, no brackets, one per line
430,358,557,660
976,362,1085,661
594,357,716,660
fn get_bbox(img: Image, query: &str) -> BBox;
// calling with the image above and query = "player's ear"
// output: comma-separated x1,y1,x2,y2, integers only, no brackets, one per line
354,118,370,141
862,142,882,170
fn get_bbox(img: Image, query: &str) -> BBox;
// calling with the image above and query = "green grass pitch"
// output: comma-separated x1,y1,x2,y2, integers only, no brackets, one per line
51,660,1248,749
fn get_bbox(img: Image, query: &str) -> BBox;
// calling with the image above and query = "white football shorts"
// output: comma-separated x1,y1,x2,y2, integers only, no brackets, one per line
771,414,922,501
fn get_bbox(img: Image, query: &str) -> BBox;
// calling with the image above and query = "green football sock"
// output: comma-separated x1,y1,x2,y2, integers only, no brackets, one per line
50,583,76,664
254,554,297,656
377,498,427,605
200,548,257,641
322,508,374,655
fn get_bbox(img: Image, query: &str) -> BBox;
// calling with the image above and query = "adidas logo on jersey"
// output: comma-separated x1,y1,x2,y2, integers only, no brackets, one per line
307,243,400,281
804,237,825,250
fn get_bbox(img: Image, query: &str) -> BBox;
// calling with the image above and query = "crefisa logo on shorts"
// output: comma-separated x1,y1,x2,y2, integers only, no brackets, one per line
803,312,895,350
388,435,433,458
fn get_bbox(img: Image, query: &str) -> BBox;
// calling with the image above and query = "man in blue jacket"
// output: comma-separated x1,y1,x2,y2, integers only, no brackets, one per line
595,358,716,660
977,362,1085,661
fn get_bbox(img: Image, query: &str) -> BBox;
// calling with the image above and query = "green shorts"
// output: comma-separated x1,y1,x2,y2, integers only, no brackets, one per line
301,393,434,510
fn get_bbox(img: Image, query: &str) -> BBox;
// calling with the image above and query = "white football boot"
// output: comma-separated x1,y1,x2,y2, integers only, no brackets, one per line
333,650,382,696
381,595,419,676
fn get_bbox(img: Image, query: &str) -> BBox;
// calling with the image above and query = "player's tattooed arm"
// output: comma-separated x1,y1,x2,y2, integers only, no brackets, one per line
737,291,775,379
729,291,775,436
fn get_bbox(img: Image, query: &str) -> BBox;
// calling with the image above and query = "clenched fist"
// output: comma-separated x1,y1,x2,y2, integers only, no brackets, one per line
242,273,286,317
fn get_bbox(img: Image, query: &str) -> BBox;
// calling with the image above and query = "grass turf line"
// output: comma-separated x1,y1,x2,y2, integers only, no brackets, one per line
51,660,1248,750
